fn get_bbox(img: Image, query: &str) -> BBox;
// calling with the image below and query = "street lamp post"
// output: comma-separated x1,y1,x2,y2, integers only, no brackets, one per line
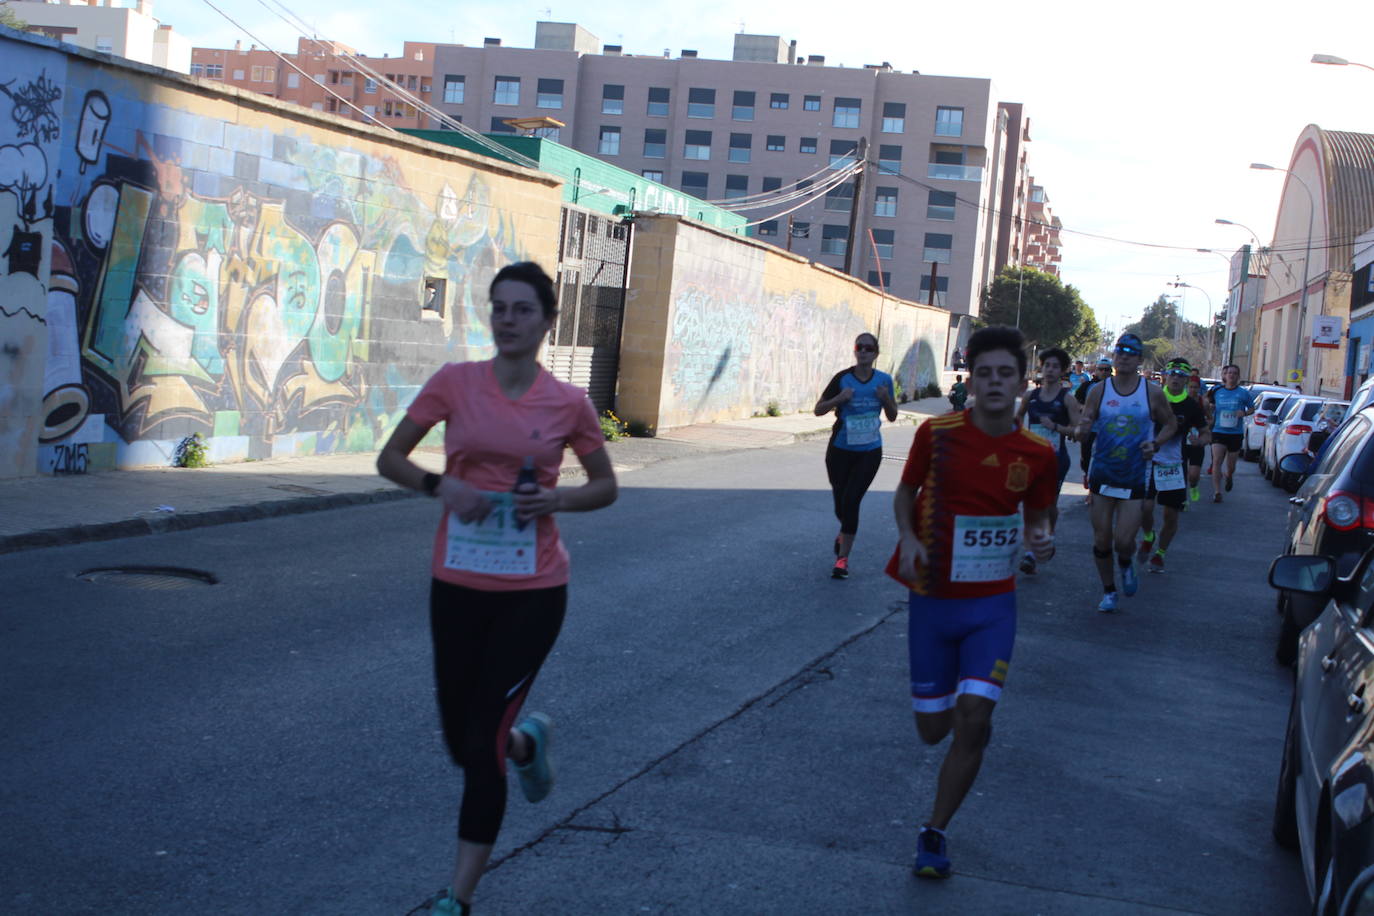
1251,162,1315,382
1312,53,1374,72
1169,280,1215,374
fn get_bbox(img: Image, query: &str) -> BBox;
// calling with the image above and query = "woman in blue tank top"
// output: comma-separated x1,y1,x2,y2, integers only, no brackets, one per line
815,332,899,580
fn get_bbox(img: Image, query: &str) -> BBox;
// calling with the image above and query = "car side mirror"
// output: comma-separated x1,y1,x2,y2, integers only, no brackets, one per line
1269,554,1335,595
1279,453,1313,476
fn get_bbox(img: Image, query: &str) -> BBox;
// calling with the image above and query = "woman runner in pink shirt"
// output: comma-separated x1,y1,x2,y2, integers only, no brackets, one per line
377,262,618,915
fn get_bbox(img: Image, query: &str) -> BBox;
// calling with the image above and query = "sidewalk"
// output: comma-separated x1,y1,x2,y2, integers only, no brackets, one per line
0,396,951,554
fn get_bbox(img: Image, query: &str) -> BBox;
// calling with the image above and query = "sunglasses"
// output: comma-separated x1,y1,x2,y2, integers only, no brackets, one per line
1114,346,1141,356
1166,369,1190,377
855,344,878,353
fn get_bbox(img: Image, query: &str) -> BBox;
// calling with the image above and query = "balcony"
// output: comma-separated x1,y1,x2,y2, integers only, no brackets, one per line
927,163,983,182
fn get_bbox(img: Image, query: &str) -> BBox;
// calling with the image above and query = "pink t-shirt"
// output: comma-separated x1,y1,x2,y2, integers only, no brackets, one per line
406,360,605,591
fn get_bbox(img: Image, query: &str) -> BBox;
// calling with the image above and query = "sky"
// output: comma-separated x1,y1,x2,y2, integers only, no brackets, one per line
168,0,1374,339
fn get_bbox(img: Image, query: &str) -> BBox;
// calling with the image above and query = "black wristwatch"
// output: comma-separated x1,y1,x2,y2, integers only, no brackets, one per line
421,472,442,497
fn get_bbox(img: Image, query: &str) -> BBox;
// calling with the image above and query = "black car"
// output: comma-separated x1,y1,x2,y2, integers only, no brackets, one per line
1278,406,1374,664
1270,552,1374,915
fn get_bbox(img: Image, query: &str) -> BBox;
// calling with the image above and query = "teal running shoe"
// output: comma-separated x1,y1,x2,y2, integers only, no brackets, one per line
1098,591,1120,613
431,889,469,915
1122,562,1139,596
913,826,951,879
514,712,554,803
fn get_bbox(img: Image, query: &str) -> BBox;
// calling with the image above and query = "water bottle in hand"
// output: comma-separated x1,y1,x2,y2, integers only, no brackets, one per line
513,456,538,530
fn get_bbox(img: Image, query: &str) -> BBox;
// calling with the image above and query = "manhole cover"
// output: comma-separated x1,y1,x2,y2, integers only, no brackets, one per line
77,566,218,589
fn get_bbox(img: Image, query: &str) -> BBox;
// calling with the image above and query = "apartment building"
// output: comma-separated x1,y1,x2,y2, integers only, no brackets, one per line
191,23,1050,316
9,0,189,72
1022,181,1062,277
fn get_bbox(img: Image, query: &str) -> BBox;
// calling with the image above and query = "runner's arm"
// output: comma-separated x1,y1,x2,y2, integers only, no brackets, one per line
814,371,851,415
1144,387,1178,458
1062,394,1082,440
893,480,929,578
377,416,492,522
876,379,899,421
1073,385,1102,438
515,446,618,521
1024,504,1054,562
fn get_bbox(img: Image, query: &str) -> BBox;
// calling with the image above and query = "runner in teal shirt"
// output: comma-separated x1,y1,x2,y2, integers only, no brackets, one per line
1205,364,1255,502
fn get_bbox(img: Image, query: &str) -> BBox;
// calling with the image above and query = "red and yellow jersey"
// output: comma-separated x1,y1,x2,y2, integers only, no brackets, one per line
886,409,1059,598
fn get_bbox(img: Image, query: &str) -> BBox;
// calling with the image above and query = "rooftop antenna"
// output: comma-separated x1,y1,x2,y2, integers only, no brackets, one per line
539,7,551,17
738,20,746,32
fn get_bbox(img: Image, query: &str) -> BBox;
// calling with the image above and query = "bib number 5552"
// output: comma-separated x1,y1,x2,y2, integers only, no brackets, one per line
963,527,1020,548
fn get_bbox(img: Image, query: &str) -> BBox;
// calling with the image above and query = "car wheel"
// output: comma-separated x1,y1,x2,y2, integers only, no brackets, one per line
1262,453,1272,479
1273,694,1300,849
1283,472,1301,494
1277,592,1300,668
1272,465,1287,488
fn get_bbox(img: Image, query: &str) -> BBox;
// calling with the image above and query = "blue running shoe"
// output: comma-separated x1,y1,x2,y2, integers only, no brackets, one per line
431,889,470,915
1122,562,1139,597
514,712,554,803
1098,591,1119,613
913,826,951,879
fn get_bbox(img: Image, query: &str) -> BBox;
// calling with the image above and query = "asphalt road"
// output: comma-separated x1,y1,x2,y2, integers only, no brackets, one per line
1,429,1308,914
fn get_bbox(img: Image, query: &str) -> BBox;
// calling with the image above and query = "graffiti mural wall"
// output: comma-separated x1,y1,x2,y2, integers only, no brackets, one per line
0,32,561,478
619,216,947,430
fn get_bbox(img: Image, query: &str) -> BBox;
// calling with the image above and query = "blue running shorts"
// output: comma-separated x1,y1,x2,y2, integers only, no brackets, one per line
907,591,1017,713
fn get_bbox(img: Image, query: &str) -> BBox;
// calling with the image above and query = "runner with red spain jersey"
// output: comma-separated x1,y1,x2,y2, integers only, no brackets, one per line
887,325,1058,880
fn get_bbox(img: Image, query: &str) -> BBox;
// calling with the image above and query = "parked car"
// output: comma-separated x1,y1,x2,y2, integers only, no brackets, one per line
1272,401,1351,492
1264,396,1326,480
1268,551,1374,915
1276,405,1374,664
1246,386,1302,461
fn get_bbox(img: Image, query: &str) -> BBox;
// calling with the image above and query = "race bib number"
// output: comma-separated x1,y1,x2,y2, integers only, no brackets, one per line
1219,409,1240,428
952,514,1022,582
1029,422,1056,444
1099,485,1134,500
845,413,880,446
443,492,537,575
1153,462,1185,491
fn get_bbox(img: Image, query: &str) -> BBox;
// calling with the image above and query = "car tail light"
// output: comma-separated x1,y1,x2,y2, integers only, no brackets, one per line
1321,491,1374,531
1287,424,1312,435
1256,414,1268,426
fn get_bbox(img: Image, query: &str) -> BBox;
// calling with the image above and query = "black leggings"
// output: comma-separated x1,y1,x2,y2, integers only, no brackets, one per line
825,443,883,535
430,579,567,845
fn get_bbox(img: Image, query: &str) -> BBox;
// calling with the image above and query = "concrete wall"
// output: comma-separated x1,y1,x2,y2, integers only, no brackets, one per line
618,215,948,430
0,28,562,478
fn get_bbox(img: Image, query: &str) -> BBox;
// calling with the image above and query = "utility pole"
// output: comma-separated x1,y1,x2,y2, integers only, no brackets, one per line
927,261,939,307
786,214,795,253
842,137,868,276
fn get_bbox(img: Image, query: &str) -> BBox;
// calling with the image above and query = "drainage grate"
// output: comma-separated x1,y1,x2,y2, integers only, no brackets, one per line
77,566,218,589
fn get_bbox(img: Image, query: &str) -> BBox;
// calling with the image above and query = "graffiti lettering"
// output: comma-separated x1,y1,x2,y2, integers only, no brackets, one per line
48,442,88,475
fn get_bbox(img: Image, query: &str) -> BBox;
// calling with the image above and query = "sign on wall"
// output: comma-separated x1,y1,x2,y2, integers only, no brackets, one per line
1312,314,1343,349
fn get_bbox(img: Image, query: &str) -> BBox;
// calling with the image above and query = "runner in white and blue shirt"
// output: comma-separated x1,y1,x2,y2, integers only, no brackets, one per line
815,332,899,580
1204,364,1255,502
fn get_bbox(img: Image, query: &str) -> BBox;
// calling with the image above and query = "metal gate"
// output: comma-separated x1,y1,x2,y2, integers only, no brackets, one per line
546,207,629,411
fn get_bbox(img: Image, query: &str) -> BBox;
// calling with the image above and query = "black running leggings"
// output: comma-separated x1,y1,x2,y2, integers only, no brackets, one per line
430,579,567,844
825,443,884,535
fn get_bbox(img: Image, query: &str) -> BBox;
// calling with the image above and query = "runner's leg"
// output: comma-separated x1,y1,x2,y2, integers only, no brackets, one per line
836,448,883,558
1158,504,1181,551
1210,442,1227,496
1113,499,1144,565
1090,495,1118,590
928,695,996,830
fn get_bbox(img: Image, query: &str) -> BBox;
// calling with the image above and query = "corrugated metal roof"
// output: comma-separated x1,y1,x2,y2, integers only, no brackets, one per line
1320,129,1374,269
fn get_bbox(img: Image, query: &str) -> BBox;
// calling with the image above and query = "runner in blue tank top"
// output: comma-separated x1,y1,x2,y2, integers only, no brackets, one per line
1073,333,1177,612
815,332,899,579
1014,347,1081,574
1205,364,1255,502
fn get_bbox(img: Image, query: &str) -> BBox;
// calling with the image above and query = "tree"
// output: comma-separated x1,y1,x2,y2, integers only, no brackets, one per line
1122,295,1221,371
980,266,1101,358
0,4,29,30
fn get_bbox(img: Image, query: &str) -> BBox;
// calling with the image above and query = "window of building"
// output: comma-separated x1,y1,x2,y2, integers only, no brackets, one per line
821,224,848,256
725,174,749,199
643,128,667,158
535,126,560,141
1030,187,1045,202
490,117,516,133
383,100,394,117
733,90,755,121
681,171,709,197
233,69,245,81
537,78,564,109
95,36,114,53
927,189,956,220
824,182,854,212
829,139,858,169
599,126,621,155
326,99,338,112
923,232,953,263
493,76,520,105
832,97,861,128
286,72,300,89
251,65,264,82
728,133,752,163
364,77,376,93
870,229,895,260
935,106,964,137
602,84,625,115
877,144,902,175
205,64,223,79
919,274,949,305
762,176,782,192
647,87,670,117
312,101,325,111
265,66,277,82
867,271,891,288
770,92,789,109
882,102,905,133
443,75,464,104
797,179,813,191
684,129,712,160
874,186,898,217
799,137,817,154
688,88,715,118
340,72,353,86
766,135,785,152
803,95,821,111
329,70,341,84
643,169,665,183
758,220,779,237
408,75,417,89
423,277,446,317
191,62,205,76
791,220,811,239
